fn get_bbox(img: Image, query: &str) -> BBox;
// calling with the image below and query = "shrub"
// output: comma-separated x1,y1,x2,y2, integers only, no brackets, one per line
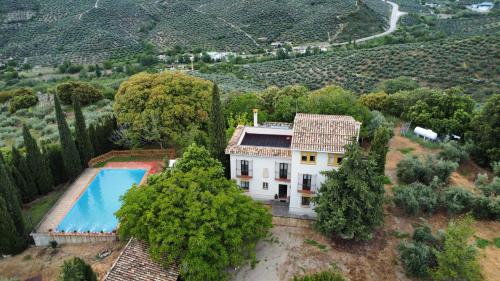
396,156,457,185
56,81,103,105
396,156,433,185
393,183,438,215
472,196,500,220
476,175,500,197
292,270,347,281
49,240,58,249
0,90,16,103
7,88,38,113
442,187,475,214
433,160,459,184
438,141,469,163
360,92,389,111
59,257,97,281
412,225,439,246
398,241,436,278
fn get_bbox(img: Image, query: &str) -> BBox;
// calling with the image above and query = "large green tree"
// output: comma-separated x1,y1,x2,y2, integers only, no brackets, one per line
0,196,26,255
467,94,500,166
54,95,82,179
432,216,483,281
313,142,385,240
369,125,393,174
0,153,26,239
73,96,94,166
113,72,212,148
208,83,228,168
116,145,272,281
23,125,53,194
300,86,372,138
406,87,474,136
59,257,97,281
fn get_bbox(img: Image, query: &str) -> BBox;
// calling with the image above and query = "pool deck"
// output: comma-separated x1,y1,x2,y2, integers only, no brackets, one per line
36,168,99,233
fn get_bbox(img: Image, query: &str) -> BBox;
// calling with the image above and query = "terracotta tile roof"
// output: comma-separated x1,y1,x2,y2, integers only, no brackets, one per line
291,113,361,153
225,125,292,158
105,238,179,281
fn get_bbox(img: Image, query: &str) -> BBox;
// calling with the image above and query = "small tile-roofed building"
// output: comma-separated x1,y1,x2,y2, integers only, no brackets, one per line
105,238,179,281
226,111,361,217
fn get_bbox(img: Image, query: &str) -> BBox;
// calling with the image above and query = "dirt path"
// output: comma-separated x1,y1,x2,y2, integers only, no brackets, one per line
295,0,407,50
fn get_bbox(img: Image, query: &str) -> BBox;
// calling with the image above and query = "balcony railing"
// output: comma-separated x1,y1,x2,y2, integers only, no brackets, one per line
298,184,317,194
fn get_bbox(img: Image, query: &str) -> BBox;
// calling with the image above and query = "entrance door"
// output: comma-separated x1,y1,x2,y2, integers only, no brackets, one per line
278,184,287,200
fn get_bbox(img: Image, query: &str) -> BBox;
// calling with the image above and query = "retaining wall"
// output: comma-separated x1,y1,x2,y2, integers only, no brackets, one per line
88,149,176,167
272,216,313,228
32,232,117,246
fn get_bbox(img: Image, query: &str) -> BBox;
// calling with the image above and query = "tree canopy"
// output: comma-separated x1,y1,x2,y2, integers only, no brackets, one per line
432,216,483,281
113,72,213,148
467,94,500,166
55,95,82,179
116,144,272,281
56,81,103,105
313,142,385,240
59,257,97,281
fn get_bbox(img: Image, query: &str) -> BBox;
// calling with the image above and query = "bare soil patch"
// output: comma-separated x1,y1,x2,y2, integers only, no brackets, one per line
0,241,125,281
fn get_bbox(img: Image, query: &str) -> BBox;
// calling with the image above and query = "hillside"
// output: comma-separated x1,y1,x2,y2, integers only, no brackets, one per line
0,0,390,64
204,35,499,99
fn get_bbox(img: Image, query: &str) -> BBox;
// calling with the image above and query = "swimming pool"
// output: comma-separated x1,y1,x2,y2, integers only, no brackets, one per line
56,169,147,233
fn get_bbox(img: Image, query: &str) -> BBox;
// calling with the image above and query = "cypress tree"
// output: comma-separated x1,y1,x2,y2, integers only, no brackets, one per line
208,83,228,171
23,125,53,194
0,153,26,237
88,124,101,155
73,96,94,167
0,196,26,255
369,125,393,175
43,144,68,185
11,147,38,202
54,95,82,180
11,166,32,203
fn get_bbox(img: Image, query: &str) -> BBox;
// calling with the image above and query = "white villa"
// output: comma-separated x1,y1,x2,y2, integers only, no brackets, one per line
225,111,361,217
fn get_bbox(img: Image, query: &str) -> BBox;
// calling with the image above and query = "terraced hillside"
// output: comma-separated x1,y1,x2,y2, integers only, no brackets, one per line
0,0,390,64
208,35,498,99
0,0,159,64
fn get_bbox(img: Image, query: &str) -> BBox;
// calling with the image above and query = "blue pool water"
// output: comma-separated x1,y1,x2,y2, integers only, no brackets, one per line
56,169,146,233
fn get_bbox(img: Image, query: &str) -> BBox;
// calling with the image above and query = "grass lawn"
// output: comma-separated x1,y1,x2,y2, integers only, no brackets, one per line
94,156,165,167
23,188,65,232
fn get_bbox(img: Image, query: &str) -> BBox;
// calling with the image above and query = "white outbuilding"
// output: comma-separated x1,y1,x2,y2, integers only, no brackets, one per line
414,126,438,141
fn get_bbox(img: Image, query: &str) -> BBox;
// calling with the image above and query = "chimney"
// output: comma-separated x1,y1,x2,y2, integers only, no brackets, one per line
253,109,258,127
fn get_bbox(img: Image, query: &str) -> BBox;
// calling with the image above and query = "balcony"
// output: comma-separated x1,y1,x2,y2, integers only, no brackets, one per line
298,185,317,195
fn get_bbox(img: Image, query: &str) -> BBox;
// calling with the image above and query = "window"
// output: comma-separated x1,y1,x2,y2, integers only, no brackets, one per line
337,157,343,165
279,163,288,179
300,152,317,164
301,196,311,207
263,182,268,190
328,154,344,166
241,160,249,176
302,174,312,190
240,181,249,190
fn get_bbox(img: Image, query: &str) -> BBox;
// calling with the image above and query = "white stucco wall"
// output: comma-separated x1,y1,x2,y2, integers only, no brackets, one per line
289,150,341,216
229,154,292,201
